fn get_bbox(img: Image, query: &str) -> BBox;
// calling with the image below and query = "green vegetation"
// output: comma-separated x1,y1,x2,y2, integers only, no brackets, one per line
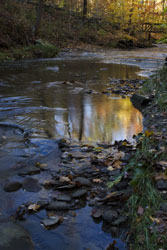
141,67,167,111
127,135,162,249
125,68,167,249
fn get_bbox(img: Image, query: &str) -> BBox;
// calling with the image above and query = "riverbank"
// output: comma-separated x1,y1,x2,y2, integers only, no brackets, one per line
125,66,167,249
0,1,155,62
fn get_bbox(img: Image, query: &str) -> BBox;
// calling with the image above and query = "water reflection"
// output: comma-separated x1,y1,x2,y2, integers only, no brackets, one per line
0,57,143,143
51,94,142,143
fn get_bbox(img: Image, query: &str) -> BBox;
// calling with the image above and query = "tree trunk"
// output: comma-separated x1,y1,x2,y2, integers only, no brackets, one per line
34,0,44,37
83,0,87,18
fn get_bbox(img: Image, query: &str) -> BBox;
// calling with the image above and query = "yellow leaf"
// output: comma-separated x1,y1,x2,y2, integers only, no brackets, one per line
113,160,122,168
144,130,154,137
149,216,160,224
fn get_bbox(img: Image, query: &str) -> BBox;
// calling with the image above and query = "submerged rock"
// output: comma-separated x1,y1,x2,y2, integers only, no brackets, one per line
42,216,62,228
4,181,22,192
0,221,33,250
47,201,71,210
52,193,72,202
22,177,42,192
102,210,118,223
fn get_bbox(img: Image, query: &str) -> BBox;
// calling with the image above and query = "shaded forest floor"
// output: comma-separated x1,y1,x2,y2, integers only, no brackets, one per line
0,1,156,61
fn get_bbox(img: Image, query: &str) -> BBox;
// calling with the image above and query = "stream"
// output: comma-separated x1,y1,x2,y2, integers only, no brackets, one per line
0,45,166,250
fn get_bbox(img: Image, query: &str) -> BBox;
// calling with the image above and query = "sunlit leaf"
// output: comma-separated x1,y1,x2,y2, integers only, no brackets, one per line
144,130,154,137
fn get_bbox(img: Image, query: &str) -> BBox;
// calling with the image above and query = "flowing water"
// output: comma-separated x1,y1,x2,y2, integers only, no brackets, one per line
0,45,166,250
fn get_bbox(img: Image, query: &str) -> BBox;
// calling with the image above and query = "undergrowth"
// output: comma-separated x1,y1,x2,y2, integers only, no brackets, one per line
126,135,162,250
141,66,167,111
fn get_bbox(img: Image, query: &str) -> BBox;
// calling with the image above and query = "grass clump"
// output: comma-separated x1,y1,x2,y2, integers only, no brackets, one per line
126,135,165,250
141,66,167,111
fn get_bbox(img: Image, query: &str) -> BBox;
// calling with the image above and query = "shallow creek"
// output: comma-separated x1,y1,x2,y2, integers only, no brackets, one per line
0,46,166,250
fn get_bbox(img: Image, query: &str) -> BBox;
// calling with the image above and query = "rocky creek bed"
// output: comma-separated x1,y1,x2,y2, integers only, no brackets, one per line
1,48,167,249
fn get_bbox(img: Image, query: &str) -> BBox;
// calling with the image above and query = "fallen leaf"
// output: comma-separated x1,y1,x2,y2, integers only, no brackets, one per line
144,130,154,137
155,172,167,180
113,160,122,168
158,161,167,168
108,166,114,171
59,176,71,182
92,179,102,183
137,205,144,215
113,151,125,161
28,204,40,212
150,216,160,224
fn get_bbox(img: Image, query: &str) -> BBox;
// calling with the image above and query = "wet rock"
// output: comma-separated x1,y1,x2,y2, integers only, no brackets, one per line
157,180,167,190
112,89,121,94
74,177,91,187
112,216,127,226
71,152,88,159
108,169,120,176
4,181,22,192
22,177,42,192
131,94,152,111
37,200,48,208
102,210,118,223
47,201,71,210
18,167,41,176
57,184,76,190
0,221,33,250
43,179,59,188
71,188,87,198
52,193,72,202
100,168,109,174
91,208,103,219
114,181,128,190
42,216,62,227
160,202,167,211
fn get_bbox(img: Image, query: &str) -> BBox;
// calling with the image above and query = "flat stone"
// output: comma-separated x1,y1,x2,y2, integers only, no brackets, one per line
57,184,76,190
102,210,118,223
71,189,87,198
157,180,167,190
114,181,128,190
42,216,60,227
160,202,167,211
18,167,41,176
52,193,72,202
4,182,22,192
0,221,33,250
91,208,103,219
71,152,88,159
47,201,71,210
74,177,91,187
22,177,42,192
112,216,127,226
108,169,120,176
